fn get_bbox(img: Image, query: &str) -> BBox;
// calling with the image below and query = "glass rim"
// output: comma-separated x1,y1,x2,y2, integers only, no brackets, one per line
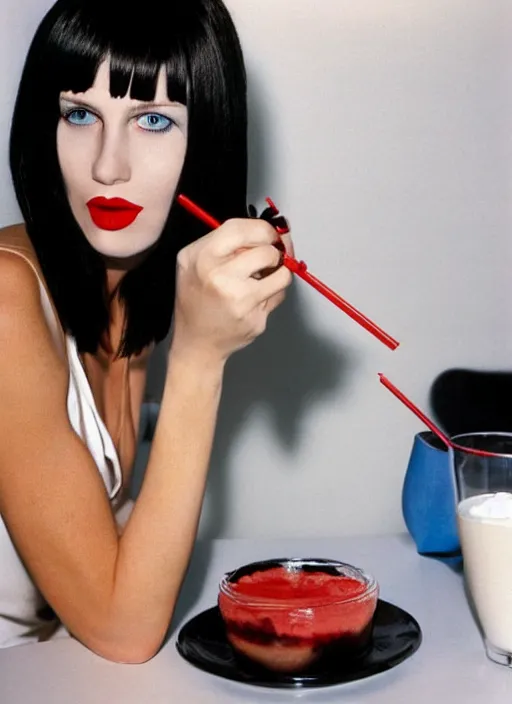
451,431,512,459
218,558,379,609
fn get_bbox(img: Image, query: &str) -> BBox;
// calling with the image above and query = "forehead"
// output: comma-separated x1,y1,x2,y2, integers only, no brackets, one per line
60,58,172,104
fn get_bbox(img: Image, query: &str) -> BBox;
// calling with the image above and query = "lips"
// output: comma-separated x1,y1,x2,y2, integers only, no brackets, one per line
86,196,143,231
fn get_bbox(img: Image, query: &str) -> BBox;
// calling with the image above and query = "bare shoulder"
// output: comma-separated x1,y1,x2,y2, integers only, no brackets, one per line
0,222,27,237
0,247,40,309
0,222,31,251
0,226,61,361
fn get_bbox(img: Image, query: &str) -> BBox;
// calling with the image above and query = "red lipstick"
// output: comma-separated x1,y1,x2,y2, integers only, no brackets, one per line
86,196,143,231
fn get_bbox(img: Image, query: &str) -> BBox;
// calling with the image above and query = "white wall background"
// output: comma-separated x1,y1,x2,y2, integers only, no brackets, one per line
1,0,510,539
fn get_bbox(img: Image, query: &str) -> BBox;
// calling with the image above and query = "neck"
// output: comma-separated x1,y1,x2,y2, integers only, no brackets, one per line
103,244,155,296
106,267,125,296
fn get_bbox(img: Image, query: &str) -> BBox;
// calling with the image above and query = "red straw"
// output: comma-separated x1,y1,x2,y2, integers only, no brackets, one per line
177,194,220,231
378,373,496,458
176,194,399,351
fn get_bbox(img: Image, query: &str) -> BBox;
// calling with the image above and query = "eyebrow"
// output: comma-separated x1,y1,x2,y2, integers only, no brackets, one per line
59,96,185,116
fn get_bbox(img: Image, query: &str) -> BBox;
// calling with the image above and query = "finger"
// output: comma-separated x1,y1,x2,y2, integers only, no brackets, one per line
279,232,295,258
250,263,293,305
206,219,278,260
225,244,282,280
264,289,286,314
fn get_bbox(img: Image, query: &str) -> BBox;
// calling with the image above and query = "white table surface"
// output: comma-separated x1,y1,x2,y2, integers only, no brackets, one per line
0,533,510,703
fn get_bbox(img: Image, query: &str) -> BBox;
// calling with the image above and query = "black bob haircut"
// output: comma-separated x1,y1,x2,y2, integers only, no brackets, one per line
10,0,248,356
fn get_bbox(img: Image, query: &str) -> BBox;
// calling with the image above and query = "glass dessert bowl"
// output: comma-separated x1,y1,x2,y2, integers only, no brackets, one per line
218,557,379,674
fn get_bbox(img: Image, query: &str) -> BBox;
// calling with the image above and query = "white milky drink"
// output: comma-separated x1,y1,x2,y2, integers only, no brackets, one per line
457,492,512,655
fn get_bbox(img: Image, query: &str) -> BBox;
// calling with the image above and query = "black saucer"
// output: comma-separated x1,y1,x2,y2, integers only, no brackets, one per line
176,599,422,689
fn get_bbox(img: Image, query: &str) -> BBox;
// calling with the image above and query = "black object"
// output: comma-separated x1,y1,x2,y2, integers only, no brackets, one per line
431,369,512,436
176,600,422,689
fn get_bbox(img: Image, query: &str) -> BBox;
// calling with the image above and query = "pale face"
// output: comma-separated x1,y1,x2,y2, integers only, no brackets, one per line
57,59,188,265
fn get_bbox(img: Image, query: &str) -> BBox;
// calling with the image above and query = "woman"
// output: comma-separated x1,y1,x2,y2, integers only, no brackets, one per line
0,0,292,659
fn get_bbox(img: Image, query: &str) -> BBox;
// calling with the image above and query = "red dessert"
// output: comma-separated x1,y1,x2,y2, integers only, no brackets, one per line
218,560,378,673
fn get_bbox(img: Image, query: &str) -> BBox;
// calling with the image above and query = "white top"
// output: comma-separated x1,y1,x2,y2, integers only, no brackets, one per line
0,248,123,648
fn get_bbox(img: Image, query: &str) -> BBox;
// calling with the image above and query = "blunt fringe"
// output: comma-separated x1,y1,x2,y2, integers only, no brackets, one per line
10,0,248,356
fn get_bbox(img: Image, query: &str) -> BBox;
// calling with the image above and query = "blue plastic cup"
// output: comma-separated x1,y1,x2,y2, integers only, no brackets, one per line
402,431,460,555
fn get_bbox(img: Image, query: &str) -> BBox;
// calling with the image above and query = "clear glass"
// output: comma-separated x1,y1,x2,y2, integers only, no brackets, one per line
217,557,379,673
451,432,512,667
219,558,378,607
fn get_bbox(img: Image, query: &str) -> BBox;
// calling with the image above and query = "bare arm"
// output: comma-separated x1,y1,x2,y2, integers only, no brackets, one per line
0,219,292,662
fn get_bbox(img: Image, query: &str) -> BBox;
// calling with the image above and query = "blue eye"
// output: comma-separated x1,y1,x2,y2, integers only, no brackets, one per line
64,108,97,126
137,113,173,133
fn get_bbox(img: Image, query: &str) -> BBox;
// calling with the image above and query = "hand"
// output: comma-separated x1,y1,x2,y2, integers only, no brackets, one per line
172,218,293,362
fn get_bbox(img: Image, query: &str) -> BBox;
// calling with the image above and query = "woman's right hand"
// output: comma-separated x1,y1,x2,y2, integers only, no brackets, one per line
172,218,293,363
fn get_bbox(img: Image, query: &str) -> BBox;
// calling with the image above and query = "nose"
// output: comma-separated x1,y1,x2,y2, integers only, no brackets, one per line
92,125,131,186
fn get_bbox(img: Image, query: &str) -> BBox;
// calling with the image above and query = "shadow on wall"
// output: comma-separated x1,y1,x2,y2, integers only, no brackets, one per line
131,284,350,523
246,65,270,209
201,282,350,537
430,368,512,436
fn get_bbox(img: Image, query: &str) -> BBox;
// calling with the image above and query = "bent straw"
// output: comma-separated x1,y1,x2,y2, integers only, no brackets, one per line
378,373,496,458
176,193,399,351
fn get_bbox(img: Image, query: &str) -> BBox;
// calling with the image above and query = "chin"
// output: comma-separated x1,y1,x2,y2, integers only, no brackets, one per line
85,230,161,263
